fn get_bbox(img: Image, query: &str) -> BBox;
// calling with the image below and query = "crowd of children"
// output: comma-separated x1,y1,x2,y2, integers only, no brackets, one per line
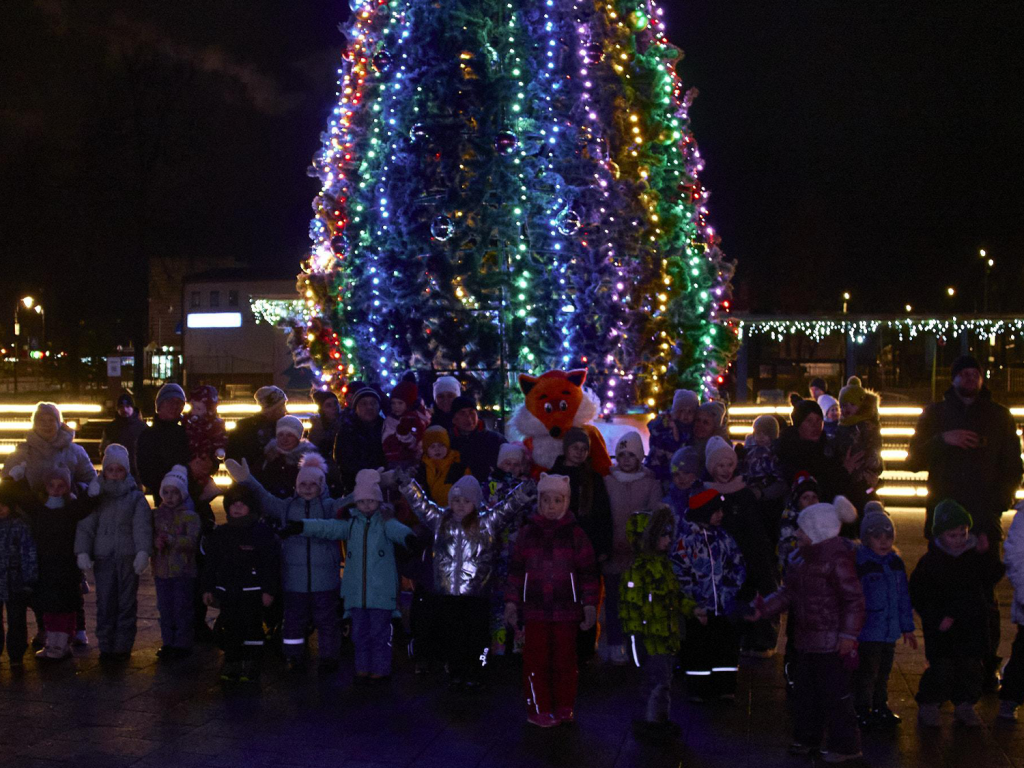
0,375,1022,756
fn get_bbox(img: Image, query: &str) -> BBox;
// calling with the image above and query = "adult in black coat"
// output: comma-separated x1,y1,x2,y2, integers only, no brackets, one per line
448,395,506,483
225,386,289,481
100,393,147,483
332,385,386,493
776,398,861,509
136,384,190,505
907,355,1023,685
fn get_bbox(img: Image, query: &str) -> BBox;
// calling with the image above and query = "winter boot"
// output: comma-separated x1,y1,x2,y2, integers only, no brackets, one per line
954,702,983,727
35,631,71,661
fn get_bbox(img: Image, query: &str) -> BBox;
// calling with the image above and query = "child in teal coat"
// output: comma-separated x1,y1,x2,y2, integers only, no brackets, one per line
282,469,414,682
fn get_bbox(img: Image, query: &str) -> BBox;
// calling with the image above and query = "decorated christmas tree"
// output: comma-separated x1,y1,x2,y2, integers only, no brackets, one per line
291,0,737,412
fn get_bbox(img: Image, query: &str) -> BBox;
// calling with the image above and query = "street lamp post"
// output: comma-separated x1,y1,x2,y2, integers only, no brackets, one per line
980,249,993,312
842,292,850,314
13,296,40,395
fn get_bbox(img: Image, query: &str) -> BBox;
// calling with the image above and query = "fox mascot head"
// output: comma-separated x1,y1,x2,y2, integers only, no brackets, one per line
509,369,611,476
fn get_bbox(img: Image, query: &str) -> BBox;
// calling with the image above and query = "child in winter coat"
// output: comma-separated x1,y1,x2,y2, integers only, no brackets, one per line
18,467,93,661
645,389,699,486
185,385,228,469
75,444,152,661
226,453,347,673
834,377,884,499
417,426,471,506
505,473,599,728
621,505,693,741
664,446,702,520
151,465,201,659
485,442,531,655
1000,501,1024,721
308,389,342,457
910,500,1006,728
0,480,38,667
202,483,280,682
704,435,777,656
400,472,536,687
284,469,415,682
259,416,322,499
751,496,865,762
383,380,431,470
603,431,663,665
853,502,917,728
742,415,786,503
673,489,746,701
817,395,840,441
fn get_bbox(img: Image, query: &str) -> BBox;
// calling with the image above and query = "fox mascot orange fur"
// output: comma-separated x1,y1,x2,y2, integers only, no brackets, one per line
509,369,611,476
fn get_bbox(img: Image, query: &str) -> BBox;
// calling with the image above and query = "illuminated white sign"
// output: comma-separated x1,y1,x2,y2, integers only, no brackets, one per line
186,312,243,329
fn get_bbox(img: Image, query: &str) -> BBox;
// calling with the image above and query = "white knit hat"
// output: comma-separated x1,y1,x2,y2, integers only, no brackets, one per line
276,415,305,440
449,475,483,506
296,453,327,490
614,430,645,459
497,442,527,465
671,389,699,411
537,472,570,497
102,443,131,473
797,496,858,545
160,465,190,498
704,435,735,474
353,468,383,502
255,385,288,411
432,376,461,400
33,401,63,425
817,394,839,421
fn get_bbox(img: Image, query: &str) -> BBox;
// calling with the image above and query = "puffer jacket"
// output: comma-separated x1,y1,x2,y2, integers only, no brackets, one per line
74,476,153,560
0,515,38,601
909,535,1005,660
100,413,147,481
151,500,201,579
620,507,692,656
333,411,386,492
644,411,692,482
671,517,746,617
761,536,865,654
2,426,96,493
1005,509,1024,625
401,478,534,596
855,545,914,644
201,519,281,599
302,508,414,615
258,439,323,499
242,476,347,594
136,417,190,497
24,489,96,612
604,466,664,574
505,512,599,623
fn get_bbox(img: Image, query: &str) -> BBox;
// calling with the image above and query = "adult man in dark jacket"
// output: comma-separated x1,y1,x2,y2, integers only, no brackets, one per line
449,395,506,483
100,393,147,484
136,384,190,506
226,386,289,481
907,354,1023,685
333,385,386,493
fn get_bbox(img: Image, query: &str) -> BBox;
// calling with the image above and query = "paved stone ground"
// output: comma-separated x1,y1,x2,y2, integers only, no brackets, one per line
1,510,1021,768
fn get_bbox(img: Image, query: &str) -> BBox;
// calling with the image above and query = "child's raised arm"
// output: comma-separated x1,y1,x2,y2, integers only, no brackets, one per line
225,458,289,522
399,478,444,532
481,479,537,538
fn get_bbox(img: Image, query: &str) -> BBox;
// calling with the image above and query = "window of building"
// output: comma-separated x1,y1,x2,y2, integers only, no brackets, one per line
210,290,220,308
228,290,239,307
190,291,200,308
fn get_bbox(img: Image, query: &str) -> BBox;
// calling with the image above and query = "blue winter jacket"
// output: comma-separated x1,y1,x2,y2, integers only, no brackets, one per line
0,516,38,601
671,517,746,617
242,477,347,594
302,510,413,616
855,545,915,644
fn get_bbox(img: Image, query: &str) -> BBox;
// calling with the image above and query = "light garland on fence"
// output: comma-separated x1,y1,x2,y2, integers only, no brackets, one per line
739,317,1024,343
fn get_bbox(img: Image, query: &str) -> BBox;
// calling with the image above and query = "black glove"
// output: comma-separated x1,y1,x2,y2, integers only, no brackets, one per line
279,520,304,539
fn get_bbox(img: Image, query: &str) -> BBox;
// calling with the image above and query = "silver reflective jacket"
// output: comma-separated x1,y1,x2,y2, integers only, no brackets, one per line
401,478,535,596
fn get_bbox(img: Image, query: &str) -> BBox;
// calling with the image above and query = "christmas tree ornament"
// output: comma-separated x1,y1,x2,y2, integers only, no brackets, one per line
584,43,605,66
409,123,428,142
628,10,649,31
557,209,582,235
330,235,348,254
494,130,519,155
430,216,455,241
372,50,392,73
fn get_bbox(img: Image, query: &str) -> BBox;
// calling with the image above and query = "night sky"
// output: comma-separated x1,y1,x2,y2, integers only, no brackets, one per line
1,0,1022,347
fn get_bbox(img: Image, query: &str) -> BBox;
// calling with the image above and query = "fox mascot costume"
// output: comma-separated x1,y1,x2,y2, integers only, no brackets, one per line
509,369,611,476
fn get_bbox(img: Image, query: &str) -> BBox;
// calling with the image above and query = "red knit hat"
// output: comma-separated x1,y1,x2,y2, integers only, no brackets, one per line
390,380,420,407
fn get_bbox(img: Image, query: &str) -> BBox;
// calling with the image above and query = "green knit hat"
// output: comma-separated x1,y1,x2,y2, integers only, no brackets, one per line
932,499,973,537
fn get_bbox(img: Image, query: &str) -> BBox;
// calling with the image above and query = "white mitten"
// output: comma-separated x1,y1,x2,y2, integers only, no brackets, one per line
224,458,250,483
76,553,93,571
87,478,101,497
133,552,150,575
8,462,26,481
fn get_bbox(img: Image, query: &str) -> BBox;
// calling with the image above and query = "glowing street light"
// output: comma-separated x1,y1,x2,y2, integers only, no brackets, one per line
947,286,956,297
21,296,35,310
905,304,913,313
842,292,850,314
